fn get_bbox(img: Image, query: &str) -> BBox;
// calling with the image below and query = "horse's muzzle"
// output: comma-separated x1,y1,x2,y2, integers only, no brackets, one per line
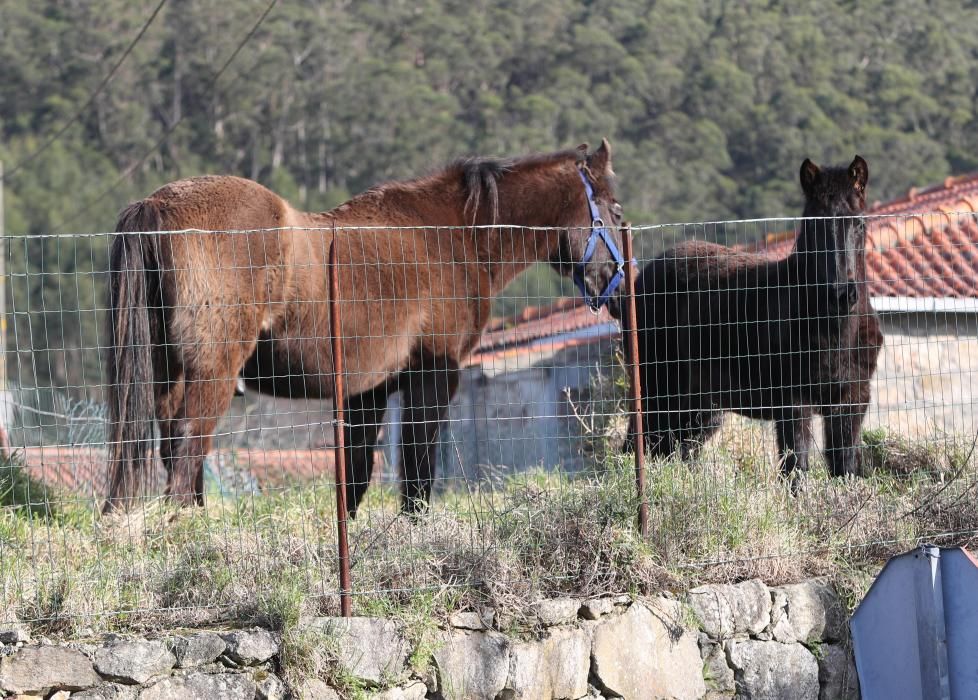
606,293,624,322
589,260,626,313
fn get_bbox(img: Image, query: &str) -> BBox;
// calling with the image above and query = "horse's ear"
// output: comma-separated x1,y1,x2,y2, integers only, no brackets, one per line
849,155,869,189
575,143,590,166
588,138,613,176
799,158,820,196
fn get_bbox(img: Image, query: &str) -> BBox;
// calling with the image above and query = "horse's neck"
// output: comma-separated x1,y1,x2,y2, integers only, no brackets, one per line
474,230,548,294
309,180,467,228
479,216,567,294
307,169,574,293
480,173,582,291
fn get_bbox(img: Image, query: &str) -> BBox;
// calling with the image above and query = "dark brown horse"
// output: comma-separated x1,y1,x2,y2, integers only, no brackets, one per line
105,141,624,515
622,156,883,480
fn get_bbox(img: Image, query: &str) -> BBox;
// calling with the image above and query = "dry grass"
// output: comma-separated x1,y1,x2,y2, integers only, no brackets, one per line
2,419,978,642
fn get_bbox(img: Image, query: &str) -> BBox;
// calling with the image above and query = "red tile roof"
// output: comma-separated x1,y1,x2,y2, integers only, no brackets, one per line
15,446,382,499
470,298,618,365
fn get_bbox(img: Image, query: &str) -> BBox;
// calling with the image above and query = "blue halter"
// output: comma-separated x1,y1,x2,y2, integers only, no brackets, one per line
573,168,626,312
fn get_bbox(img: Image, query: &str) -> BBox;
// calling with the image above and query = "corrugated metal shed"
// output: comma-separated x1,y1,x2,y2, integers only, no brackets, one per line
851,546,978,700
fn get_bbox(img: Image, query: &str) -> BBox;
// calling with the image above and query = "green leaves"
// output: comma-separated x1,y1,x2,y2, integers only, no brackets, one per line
5,0,978,229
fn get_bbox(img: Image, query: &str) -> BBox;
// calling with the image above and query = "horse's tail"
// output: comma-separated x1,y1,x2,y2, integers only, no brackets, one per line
103,200,163,513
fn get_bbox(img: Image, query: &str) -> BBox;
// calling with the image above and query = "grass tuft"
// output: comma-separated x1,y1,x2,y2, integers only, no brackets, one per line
1,418,977,638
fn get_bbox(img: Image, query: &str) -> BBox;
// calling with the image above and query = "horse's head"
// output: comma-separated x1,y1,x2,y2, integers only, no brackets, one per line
795,155,869,313
549,138,626,312
799,155,868,219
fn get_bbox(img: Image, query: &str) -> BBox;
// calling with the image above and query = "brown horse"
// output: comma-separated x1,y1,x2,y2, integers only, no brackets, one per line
104,140,624,515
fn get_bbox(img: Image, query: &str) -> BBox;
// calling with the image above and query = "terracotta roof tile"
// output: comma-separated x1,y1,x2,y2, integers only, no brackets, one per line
473,298,617,360
15,446,381,499
915,235,968,296
871,174,978,215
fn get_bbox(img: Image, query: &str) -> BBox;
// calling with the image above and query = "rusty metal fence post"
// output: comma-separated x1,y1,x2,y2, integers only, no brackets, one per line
621,224,649,538
328,234,353,617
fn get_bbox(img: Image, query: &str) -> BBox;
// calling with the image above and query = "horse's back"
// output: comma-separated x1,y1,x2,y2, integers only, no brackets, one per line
137,174,302,279
140,175,292,232
633,238,781,420
652,240,763,288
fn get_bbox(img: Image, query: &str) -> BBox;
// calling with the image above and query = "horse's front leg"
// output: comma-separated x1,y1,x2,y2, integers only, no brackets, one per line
775,408,813,488
822,381,871,477
398,357,459,516
822,316,882,477
679,409,724,460
343,381,393,519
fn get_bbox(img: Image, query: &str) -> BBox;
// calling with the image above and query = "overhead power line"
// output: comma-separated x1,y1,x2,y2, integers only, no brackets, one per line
0,0,169,184
53,0,279,231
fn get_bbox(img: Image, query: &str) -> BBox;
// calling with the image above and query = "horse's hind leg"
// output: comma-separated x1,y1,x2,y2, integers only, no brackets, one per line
775,408,813,484
162,367,243,505
344,381,392,518
158,317,255,505
398,357,459,516
154,349,185,500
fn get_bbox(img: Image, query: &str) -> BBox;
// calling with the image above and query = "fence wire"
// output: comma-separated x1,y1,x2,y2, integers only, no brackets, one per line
1,213,977,629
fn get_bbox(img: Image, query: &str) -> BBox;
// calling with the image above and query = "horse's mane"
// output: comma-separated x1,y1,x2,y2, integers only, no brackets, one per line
455,148,583,225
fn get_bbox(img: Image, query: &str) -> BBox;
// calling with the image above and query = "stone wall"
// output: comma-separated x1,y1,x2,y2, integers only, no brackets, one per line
0,578,859,700
0,628,284,700
866,329,978,439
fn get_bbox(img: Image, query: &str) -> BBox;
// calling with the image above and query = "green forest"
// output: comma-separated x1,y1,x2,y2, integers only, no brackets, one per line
2,0,977,391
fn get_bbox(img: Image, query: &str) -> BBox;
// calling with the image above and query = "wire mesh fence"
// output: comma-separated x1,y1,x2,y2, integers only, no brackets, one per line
1,212,977,631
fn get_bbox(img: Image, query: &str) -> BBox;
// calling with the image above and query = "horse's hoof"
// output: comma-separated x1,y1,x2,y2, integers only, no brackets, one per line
620,434,636,454
164,491,206,508
100,499,126,516
787,469,810,497
400,498,430,520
